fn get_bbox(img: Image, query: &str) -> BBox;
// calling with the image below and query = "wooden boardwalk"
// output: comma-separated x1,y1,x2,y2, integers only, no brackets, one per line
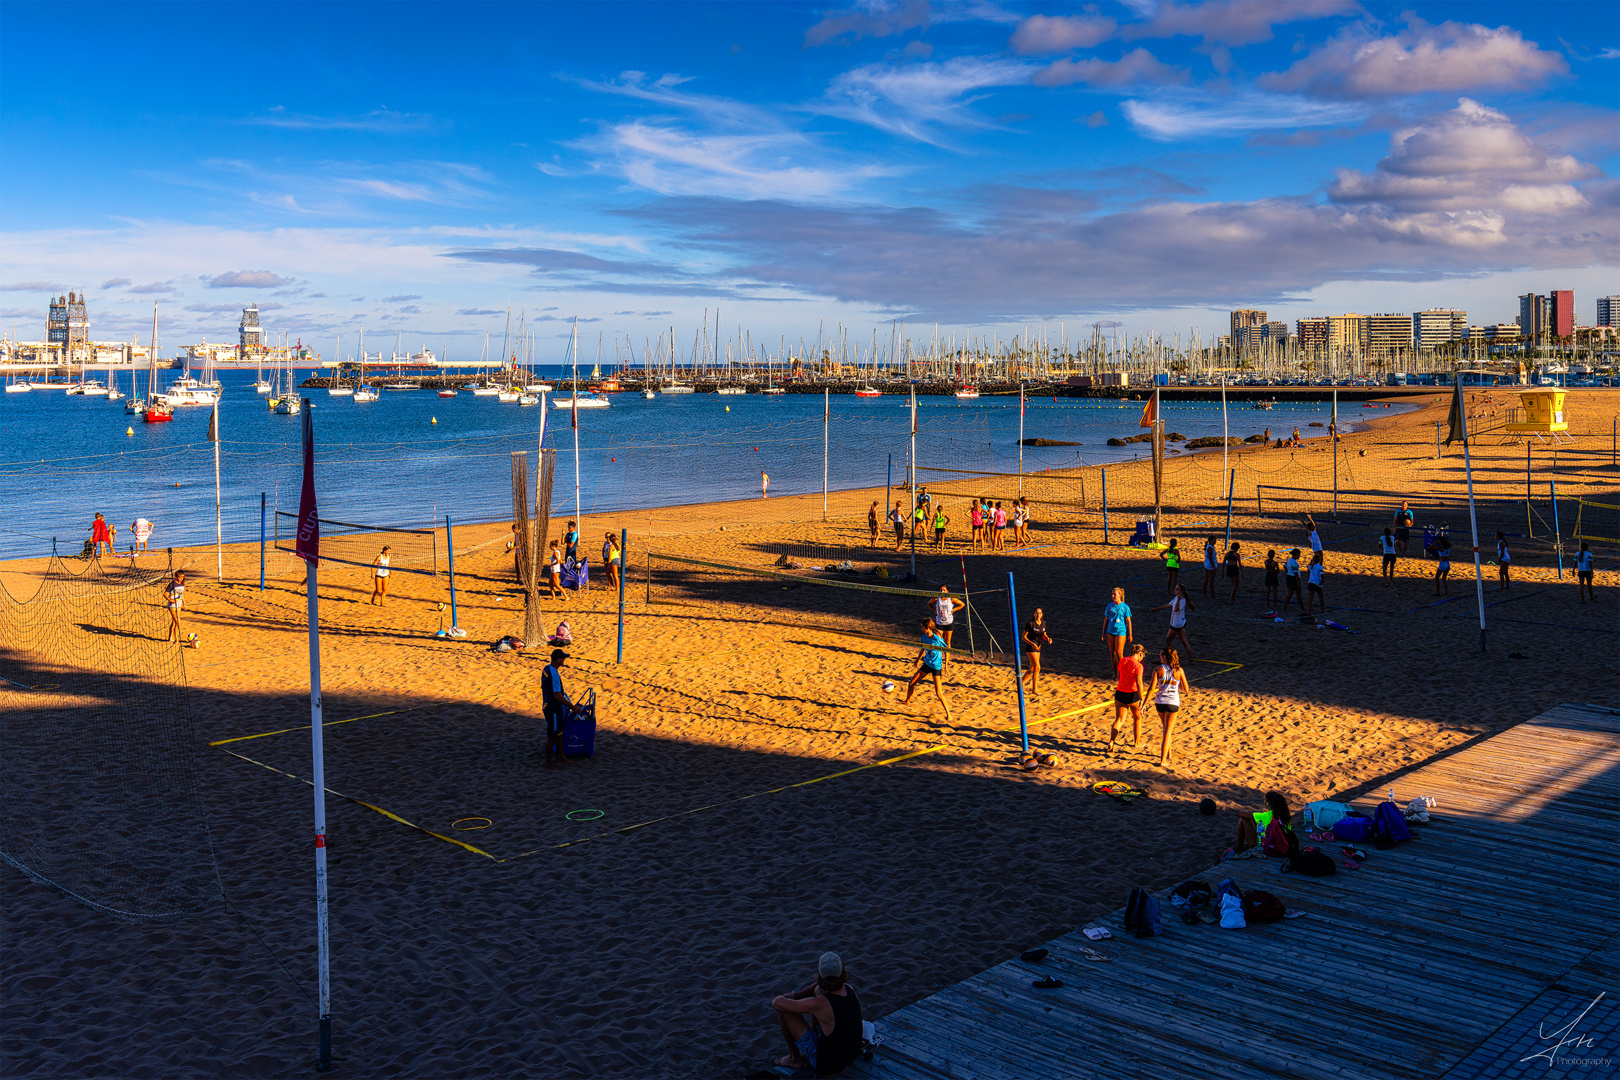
843,702,1619,1080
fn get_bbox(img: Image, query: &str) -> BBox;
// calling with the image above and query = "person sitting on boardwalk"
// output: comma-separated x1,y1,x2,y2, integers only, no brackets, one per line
771,951,863,1075
1227,791,1299,858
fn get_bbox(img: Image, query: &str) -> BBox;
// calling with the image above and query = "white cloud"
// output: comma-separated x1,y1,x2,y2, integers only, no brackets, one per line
1260,19,1570,98
602,122,889,200
1032,49,1187,89
803,1,932,47
1123,0,1358,48
1008,14,1116,55
209,270,291,288
1328,98,1597,214
1122,90,1364,139
819,57,1032,144
245,107,443,132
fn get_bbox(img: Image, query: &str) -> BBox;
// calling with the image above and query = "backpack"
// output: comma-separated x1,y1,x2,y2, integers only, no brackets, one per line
1303,799,1354,831
1214,878,1244,905
1332,814,1376,842
1242,891,1287,924
1282,849,1338,877
1123,888,1163,938
1219,894,1246,929
1261,820,1293,857
1372,801,1414,849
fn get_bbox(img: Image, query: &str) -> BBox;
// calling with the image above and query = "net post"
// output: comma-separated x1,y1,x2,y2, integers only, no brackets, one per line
445,515,459,631
1225,468,1235,547
1101,468,1109,544
1008,571,1029,756
259,493,267,591
1550,482,1562,580
616,528,627,663
1525,442,1533,539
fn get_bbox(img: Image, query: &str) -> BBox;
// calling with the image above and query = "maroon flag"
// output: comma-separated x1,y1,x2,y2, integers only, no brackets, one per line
295,405,319,564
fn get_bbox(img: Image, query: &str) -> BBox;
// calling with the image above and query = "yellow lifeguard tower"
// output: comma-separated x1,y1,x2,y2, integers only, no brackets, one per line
1504,388,1572,443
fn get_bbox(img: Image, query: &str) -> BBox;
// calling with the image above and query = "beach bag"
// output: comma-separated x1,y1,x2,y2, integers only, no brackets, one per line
1219,894,1246,929
1261,821,1292,857
1304,800,1354,831
1242,891,1286,925
562,689,596,758
1123,888,1162,938
1214,878,1244,905
1283,849,1337,877
1372,801,1413,849
1332,814,1376,842
1170,880,1211,910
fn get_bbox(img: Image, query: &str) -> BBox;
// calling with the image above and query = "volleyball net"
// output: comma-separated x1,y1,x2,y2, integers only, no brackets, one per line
0,553,223,921
1572,498,1620,546
272,510,440,576
644,551,987,657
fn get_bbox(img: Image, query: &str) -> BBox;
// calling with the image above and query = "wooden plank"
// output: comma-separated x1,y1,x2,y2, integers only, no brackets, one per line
854,703,1619,1080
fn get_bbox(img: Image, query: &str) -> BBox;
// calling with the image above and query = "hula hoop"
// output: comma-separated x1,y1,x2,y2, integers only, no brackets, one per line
565,809,605,821
1093,781,1143,797
451,817,492,831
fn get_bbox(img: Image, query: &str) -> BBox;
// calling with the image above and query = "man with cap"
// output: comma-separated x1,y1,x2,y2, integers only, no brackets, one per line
541,648,572,767
771,951,863,1075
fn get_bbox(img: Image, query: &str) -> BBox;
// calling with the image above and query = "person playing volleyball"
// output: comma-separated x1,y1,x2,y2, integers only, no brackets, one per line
902,618,952,721
370,545,391,606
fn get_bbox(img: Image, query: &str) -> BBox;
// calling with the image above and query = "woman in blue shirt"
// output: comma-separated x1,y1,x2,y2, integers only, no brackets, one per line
1100,587,1132,672
1577,542,1595,604
902,618,953,721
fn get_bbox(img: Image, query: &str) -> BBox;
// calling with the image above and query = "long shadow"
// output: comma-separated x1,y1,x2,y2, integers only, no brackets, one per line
2,648,1255,1080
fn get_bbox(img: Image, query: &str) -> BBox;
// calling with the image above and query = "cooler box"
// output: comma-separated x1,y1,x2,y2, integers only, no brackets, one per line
563,688,596,758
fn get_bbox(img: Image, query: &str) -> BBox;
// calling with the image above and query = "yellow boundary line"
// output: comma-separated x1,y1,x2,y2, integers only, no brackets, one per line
207,709,409,747
211,656,1245,862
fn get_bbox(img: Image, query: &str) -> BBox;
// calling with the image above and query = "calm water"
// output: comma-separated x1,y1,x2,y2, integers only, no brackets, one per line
0,368,1388,558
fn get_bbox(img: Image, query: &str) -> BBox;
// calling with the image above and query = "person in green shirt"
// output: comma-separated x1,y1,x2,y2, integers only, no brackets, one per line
931,504,949,552
1158,537,1181,596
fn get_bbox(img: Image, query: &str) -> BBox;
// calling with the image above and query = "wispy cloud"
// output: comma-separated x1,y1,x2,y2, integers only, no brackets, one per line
1033,49,1187,89
1122,90,1365,139
803,1,932,47
456,307,505,316
1260,18,1570,98
381,294,422,303
128,281,178,294
1,281,65,292
185,302,283,313
101,277,131,289
245,107,444,133
818,57,1032,144
1122,0,1359,49
209,270,291,289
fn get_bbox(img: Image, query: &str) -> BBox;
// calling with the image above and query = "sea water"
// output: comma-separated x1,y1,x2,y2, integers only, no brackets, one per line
0,368,1393,559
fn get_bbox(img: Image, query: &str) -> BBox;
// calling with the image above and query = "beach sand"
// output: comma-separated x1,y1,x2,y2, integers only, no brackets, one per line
2,388,1616,1078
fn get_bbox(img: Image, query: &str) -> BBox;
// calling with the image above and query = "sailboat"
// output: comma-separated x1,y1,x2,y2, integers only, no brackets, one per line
328,333,353,395
5,366,29,393
271,332,300,413
552,321,610,410
104,365,124,401
139,305,174,424
352,330,378,402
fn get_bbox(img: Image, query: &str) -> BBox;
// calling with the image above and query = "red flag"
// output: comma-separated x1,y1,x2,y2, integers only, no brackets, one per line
295,405,319,564
1139,392,1157,428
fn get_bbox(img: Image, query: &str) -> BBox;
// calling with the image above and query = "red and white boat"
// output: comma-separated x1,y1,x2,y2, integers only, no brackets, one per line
437,388,458,398
854,387,882,398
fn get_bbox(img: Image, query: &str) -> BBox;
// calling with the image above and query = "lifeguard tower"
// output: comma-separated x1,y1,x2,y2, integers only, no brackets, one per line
1503,388,1573,444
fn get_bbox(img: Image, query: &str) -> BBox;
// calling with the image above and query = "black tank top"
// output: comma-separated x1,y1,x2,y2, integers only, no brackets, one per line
816,989,862,1075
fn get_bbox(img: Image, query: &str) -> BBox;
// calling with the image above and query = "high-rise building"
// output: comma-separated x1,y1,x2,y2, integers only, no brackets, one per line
239,304,264,357
1295,317,1328,357
1367,313,1411,357
1598,296,1620,328
1327,314,1368,360
46,292,90,363
1414,309,1467,349
1549,290,1574,339
1519,292,1551,344
1230,309,1266,355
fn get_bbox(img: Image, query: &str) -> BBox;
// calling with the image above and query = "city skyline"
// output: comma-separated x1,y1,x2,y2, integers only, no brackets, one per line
1,0,1616,358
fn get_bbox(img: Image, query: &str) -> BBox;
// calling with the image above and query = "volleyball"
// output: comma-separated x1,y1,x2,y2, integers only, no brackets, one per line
881,681,895,693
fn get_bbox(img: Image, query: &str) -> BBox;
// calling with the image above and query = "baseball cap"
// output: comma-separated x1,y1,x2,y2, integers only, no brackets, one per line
550,649,569,662
818,951,844,981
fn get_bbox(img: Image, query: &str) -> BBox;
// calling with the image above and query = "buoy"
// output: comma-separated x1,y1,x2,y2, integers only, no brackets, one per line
725,405,730,412
431,416,438,424
174,482,180,488
126,427,134,436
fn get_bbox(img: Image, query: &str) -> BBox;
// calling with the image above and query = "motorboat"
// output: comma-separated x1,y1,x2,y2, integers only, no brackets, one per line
273,394,302,415
497,388,520,403
552,393,610,410
517,393,540,406
854,387,882,398
525,382,553,392
437,388,458,398
716,386,745,395
954,387,980,399
254,380,273,394
470,383,501,396
162,376,219,407
328,385,354,396
352,386,379,402
761,387,786,395
662,384,694,394
642,388,656,400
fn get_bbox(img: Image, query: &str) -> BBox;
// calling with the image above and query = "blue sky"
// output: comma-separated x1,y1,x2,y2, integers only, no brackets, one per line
2,0,1616,360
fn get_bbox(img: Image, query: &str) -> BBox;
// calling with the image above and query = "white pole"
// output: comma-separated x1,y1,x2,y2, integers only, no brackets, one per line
1461,397,1488,653
910,387,918,578
213,402,223,582
1332,388,1339,516
571,322,582,541
307,557,331,1068
822,388,829,520
1221,372,1228,481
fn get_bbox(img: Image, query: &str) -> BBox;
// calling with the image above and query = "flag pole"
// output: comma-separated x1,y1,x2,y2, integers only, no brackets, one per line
909,387,918,580
293,402,332,1072
822,388,829,521
210,400,223,582
1018,382,1025,495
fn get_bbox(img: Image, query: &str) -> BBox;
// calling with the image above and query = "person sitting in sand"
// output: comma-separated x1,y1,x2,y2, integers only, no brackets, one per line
770,951,863,1075
1226,791,1298,858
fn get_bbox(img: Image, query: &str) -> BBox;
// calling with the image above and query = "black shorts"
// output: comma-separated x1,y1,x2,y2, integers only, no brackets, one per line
1285,575,1299,590
1155,702,1179,714
1578,570,1593,581
893,524,904,539
544,706,566,736
1308,582,1323,593
1114,690,1141,706
934,528,945,538
1382,554,1397,567
1395,527,1410,541
1264,572,1279,586
1226,567,1240,579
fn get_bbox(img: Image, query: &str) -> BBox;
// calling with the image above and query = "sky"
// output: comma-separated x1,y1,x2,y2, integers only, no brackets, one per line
1,0,1616,361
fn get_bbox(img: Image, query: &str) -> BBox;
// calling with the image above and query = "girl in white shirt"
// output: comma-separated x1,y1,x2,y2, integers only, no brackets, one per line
1495,532,1511,590
1151,584,1194,654
1145,647,1191,768
371,546,391,607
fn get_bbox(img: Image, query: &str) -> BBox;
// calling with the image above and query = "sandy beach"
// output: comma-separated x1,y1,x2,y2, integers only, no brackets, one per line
3,388,1617,1079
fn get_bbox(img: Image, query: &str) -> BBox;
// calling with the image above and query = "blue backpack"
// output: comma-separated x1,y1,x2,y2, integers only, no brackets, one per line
1372,801,1413,849
1332,814,1376,842
1123,888,1163,938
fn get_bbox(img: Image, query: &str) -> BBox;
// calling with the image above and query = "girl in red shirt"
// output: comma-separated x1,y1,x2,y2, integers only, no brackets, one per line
1108,643,1146,752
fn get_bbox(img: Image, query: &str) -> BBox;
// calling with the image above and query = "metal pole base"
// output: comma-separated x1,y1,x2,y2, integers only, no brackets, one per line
317,1016,333,1072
